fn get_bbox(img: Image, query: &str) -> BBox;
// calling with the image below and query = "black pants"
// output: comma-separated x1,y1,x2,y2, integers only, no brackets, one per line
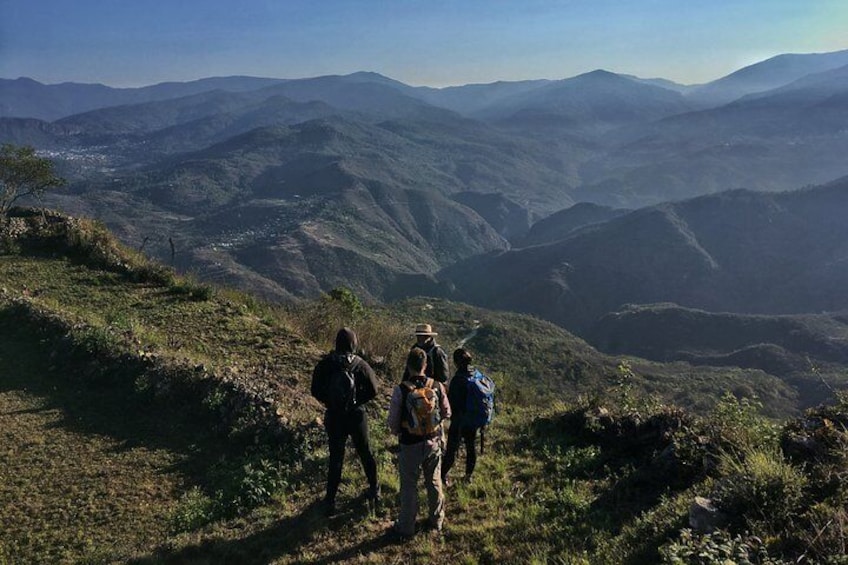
442,424,478,480
324,407,378,504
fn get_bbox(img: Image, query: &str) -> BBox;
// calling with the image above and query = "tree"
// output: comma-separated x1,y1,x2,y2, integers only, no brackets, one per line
0,144,66,215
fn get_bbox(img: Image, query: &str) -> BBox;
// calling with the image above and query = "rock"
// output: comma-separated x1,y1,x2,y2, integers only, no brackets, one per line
689,496,728,534
781,432,820,462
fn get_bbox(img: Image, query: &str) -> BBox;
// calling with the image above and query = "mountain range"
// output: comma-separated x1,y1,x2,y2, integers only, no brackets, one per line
439,178,848,330
4,48,848,383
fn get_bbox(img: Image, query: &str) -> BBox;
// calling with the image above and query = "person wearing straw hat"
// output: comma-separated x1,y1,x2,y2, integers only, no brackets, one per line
406,323,449,384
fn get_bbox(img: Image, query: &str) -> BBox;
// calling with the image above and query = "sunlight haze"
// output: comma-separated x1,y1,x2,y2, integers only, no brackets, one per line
2,0,847,87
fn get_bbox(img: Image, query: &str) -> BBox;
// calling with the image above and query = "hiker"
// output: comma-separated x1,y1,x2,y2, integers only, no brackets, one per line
405,323,449,383
310,327,380,516
442,348,495,486
387,347,451,537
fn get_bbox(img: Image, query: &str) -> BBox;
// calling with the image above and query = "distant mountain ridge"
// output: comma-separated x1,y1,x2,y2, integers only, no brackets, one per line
471,70,696,132
6,46,848,315
9,49,848,123
590,303,848,373
0,76,287,121
437,177,848,332
687,48,848,106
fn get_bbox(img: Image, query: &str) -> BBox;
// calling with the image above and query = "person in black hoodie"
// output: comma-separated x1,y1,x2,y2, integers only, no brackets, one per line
311,327,380,516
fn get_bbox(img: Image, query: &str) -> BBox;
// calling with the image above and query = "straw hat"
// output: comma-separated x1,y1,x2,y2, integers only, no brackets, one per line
414,323,438,336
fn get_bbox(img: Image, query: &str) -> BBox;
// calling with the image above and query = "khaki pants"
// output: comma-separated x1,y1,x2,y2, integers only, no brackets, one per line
395,438,444,535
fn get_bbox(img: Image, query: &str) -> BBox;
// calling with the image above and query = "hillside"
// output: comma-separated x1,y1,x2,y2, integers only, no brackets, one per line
583,63,848,206
438,179,848,342
32,112,586,301
474,70,696,135
7,209,845,563
0,76,287,121
687,48,848,106
516,202,629,247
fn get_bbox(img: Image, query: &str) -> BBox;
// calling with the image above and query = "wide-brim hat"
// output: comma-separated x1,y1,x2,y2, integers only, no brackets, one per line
414,323,437,336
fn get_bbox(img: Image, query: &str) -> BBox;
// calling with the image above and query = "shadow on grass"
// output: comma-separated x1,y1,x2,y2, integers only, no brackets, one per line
0,324,225,470
130,493,398,565
0,305,307,510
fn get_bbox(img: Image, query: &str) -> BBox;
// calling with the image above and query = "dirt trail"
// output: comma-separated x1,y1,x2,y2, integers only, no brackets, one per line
456,319,481,348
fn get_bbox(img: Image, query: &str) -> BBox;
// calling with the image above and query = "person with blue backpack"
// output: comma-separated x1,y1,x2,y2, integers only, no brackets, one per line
441,348,495,486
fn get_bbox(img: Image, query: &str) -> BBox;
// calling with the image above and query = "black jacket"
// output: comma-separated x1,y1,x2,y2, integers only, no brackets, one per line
448,367,473,422
404,341,449,383
311,353,379,412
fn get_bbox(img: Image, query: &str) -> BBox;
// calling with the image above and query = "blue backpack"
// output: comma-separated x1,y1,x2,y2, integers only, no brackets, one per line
463,370,495,429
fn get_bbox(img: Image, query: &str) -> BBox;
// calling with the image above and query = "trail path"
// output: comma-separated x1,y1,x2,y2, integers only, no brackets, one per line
456,319,481,348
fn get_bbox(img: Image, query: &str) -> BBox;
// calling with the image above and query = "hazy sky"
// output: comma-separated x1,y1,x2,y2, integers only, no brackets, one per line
2,0,846,88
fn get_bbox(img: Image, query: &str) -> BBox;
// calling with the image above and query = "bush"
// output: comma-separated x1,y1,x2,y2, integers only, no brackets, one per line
326,286,364,318
168,279,214,301
207,450,291,517
714,445,807,535
798,503,848,563
170,487,216,533
709,393,780,452
661,529,788,564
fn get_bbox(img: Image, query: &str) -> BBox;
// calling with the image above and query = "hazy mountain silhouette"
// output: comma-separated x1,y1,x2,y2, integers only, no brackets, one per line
687,48,848,106
0,76,287,121
7,48,848,308
577,62,848,207
437,178,848,332
410,79,552,115
471,70,696,133
590,303,848,376
516,202,628,247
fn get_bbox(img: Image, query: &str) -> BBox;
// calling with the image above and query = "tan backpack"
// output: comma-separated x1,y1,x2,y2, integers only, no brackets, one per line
401,378,441,436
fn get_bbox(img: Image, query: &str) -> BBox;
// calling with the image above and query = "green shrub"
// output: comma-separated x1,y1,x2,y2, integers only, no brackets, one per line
714,445,807,534
326,286,364,318
709,392,780,452
168,279,214,301
796,502,848,563
170,486,216,533
75,326,123,358
661,529,788,564
208,452,291,517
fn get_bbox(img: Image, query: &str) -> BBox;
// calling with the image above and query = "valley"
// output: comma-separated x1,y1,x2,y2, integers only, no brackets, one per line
4,45,848,563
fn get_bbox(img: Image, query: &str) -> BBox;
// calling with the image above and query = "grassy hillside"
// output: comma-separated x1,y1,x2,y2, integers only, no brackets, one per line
1,210,845,564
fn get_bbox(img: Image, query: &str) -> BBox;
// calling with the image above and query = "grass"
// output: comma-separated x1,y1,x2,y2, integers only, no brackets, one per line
2,214,847,563
0,321,186,563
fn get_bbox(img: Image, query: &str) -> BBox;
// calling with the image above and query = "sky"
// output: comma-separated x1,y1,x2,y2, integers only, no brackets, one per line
1,0,847,88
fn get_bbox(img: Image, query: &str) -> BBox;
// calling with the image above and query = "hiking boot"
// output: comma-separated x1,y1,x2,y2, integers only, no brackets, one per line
367,486,381,514
323,498,337,518
385,525,414,542
426,518,443,534
368,494,382,514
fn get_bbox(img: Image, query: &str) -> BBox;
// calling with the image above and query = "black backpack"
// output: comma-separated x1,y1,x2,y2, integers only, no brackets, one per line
325,354,357,412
